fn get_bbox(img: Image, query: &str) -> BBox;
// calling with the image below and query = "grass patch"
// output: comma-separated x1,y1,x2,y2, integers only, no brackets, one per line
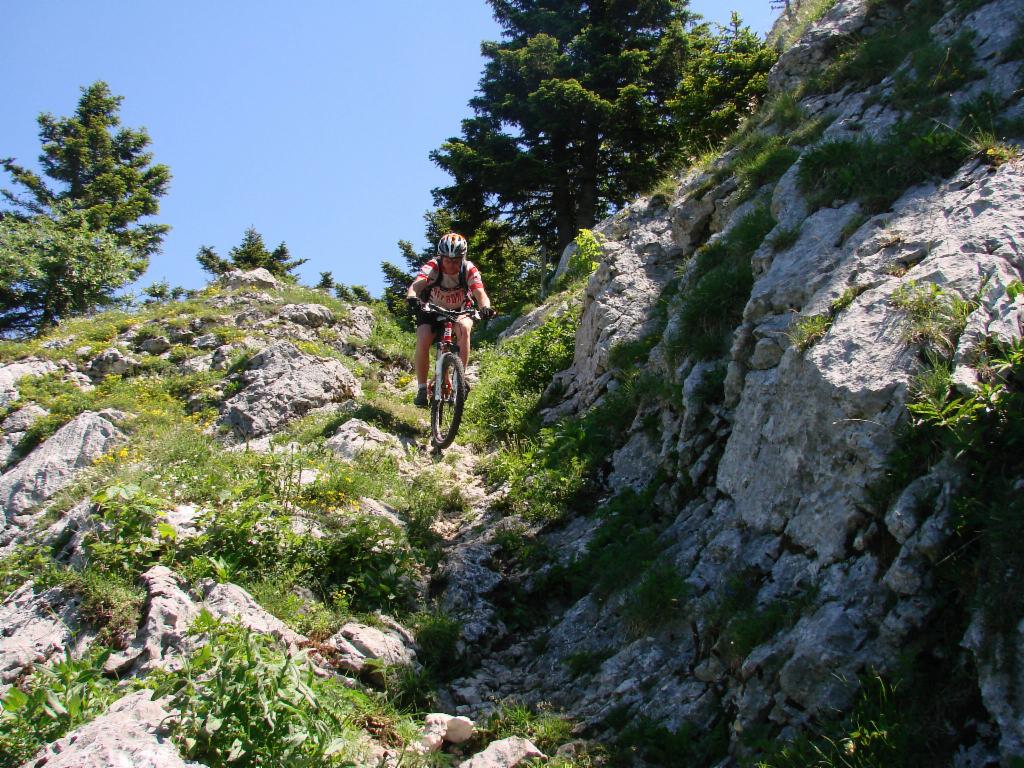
889,281,975,357
797,120,972,214
612,717,730,768
788,314,832,352
667,205,776,362
564,648,615,678
769,224,802,252
621,562,690,638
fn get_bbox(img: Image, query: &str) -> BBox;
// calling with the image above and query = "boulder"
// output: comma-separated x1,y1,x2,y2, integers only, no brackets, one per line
219,342,361,439
87,347,138,379
339,305,376,339
22,690,203,768
278,303,336,328
106,566,200,674
418,713,476,753
138,336,171,355
0,412,123,539
219,268,281,291
2,403,49,434
458,737,544,768
0,404,49,469
0,582,85,688
201,581,306,651
325,418,404,461
0,358,59,407
333,621,417,667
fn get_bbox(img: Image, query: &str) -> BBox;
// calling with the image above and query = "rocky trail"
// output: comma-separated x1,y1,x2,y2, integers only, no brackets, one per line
3,0,1024,764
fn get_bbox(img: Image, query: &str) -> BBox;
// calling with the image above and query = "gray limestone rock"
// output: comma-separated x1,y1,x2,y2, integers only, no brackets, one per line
0,582,86,687
458,737,544,768
0,412,123,538
87,347,139,379
201,580,306,652
278,303,336,328
219,341,361,439
0,358,60,408
219,267,281,291
138,336,171,355
22,690,205,768
334,621,416,667
325,418,404,461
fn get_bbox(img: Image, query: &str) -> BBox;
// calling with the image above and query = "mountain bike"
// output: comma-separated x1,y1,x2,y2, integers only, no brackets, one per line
424,303,477,450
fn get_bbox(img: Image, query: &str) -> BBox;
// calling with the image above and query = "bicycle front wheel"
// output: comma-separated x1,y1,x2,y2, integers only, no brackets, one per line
430,352,466,449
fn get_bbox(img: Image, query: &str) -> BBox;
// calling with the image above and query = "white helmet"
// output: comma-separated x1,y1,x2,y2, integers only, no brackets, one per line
437,233,468,258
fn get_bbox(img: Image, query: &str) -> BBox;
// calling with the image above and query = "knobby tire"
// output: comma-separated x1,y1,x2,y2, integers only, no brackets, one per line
431,352,466,449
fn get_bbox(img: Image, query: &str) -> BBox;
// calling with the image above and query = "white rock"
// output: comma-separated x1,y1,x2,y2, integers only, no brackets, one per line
0,412,123,537
0,582,84,687
279,303,335,328
326,418,404,461
0,358,59,407
334,621,416,666
219,268,281,290
23,690,201,768
219,341,361,439
459,737,545,768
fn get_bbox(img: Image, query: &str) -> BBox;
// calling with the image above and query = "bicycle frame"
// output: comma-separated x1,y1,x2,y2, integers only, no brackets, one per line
423,303,477,449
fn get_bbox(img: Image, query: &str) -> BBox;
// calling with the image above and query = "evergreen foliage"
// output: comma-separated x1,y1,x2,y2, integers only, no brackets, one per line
195,228,307,280
2,81,171,261
431,1,775,255
0,82,171,335
0,203,138,335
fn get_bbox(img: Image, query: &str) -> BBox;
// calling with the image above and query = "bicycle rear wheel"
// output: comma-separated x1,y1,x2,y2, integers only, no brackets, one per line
430,352,466,449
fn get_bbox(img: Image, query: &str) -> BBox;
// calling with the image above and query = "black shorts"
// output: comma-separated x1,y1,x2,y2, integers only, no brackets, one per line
414,309,445,334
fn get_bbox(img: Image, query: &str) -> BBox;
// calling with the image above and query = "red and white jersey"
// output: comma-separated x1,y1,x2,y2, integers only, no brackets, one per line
416,258,484,310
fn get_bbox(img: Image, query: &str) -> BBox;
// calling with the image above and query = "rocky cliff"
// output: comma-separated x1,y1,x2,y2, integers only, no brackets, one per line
436,0,1024,763
1,0,1023,766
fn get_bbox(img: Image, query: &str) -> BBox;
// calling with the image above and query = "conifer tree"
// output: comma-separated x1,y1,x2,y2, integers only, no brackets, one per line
2,81,171,266
223,228,306,279
196,245,231,277
316,271,335,291
431,2,774,255
0,82,171,334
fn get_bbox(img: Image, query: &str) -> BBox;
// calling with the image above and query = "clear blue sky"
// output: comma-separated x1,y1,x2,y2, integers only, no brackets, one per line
2,1,780,298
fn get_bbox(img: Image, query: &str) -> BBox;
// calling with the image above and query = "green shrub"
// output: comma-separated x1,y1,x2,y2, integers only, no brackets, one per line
0,648,119,765
556,229,603,290
614,717,729,768
564,648,615,678
735,138,801,199
152,613,348,767
83,483,175,577
888,32,983,115
753,676,913,767
797,121,971,214
465,302,580,441
769,224,801,252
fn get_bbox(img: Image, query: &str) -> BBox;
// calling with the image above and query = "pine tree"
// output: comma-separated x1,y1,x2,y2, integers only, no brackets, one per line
0,202,137,334
196,245,231,277
316,271,335,291
2,81,171,267
223,229,305,279
430,2,774,255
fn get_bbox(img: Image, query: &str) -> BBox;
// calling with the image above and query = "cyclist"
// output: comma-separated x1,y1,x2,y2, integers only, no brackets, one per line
406,233,494,407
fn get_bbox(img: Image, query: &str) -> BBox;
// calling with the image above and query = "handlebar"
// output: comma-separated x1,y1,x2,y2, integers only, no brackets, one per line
423,303,480,321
